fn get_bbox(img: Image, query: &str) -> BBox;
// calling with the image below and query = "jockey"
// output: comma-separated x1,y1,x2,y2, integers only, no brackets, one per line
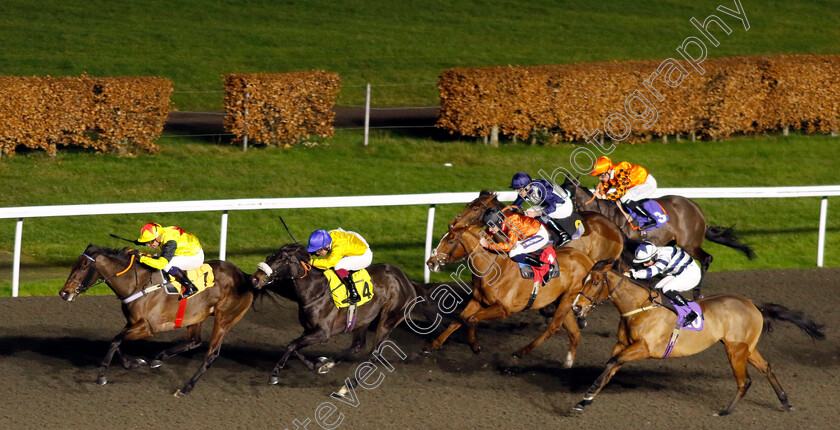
306,228,373,305
590,156,658,230
479,207,550,269
626,242,700,325
509,172,575,246
133,223,203,299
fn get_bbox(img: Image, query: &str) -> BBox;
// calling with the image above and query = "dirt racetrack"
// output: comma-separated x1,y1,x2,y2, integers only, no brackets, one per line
1,268,838,430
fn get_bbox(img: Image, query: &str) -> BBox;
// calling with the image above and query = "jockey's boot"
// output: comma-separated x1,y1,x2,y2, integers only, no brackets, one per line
522,253,546,268
172,269,199,299
544,218,571,246
664,290,698,326
341,273,361,304
626,201,656,230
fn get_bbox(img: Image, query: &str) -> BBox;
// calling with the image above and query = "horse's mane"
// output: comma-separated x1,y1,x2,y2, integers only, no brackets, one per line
478,189,497,197
278,243,311,262
86,244,133,262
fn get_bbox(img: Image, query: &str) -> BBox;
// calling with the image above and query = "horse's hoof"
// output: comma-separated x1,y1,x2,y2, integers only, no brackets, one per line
512,351,524,359
133,358,147,368
268,375,280,385
150,360,163,369
572,404,585,412
97,377,108,386
422,344,438,354
318,361,335,374
470,345,482,355
576,317,587,329
173,389,185,398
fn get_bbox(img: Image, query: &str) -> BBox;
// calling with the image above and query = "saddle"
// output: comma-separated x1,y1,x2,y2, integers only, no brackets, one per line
627,199,669,231
325,269,374,309
160,264,215,297
517,247,560,283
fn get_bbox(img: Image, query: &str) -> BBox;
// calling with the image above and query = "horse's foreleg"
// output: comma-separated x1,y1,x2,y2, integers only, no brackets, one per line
98,323,153,385
513,294,577,360
423,299,482,353
151,323,203,368
320,327,368,374
269,330,328,385
461,302,511,354
573,341,649,412
746,348,793,411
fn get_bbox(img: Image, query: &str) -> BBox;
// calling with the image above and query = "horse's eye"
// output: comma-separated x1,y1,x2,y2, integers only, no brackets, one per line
473,207,479,211
448,240,455,245
456,214,461,219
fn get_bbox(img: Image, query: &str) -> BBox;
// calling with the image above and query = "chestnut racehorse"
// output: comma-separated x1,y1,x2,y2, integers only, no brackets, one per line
570,260,825,415
59,244,257,396
560,178,755,295
443,190,623,264
424,224,595,366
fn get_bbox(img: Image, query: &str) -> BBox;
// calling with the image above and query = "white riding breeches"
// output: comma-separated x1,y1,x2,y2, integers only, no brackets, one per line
508,226,550,259
655,262,701,293
546,189,574,219
620,174,658,203
334,231,373,271
164,249,205,272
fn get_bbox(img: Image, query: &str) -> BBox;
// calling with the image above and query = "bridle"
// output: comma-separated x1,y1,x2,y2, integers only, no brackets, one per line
256,252,312,285
65,252,136,296
573,270,625,317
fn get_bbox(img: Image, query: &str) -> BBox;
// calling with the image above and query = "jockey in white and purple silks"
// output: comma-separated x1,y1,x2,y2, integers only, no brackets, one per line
510,172,576,246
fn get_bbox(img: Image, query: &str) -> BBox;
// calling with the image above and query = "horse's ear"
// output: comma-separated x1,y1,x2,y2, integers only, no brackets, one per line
591,259,616,272
479,189,493,197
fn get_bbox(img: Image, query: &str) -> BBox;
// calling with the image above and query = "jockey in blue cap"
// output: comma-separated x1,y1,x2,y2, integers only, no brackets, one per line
509,172,576,246
306,228,372,304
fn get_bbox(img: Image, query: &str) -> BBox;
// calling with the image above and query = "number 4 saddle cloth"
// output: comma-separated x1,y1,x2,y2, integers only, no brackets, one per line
324,269,375,309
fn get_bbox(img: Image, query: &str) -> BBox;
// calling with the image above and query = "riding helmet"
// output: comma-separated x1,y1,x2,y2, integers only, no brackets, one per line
482,208,506,229
306,229,333,253
633,241,658,263
590,156,613,176
137,222,162,243
510,172,532,189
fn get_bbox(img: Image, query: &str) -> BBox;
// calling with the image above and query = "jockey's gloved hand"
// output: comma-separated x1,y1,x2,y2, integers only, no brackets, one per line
127,249,142,258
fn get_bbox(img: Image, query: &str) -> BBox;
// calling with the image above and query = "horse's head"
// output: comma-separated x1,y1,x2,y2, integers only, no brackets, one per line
252,243,312,289
427,225,486,272
571,259,616,318
60,244,130,301
448,190,503,230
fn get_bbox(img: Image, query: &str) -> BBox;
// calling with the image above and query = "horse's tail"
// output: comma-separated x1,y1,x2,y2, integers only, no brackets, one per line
705,225,756,260
752,300,826,341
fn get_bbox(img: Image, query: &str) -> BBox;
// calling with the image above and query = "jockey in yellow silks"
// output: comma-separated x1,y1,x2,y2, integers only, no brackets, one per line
132,223,204,299
307,228,373,304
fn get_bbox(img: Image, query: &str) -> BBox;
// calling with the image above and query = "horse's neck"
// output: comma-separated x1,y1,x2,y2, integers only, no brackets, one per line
104,259,152,298
293,272,331,306
606,271,653,314
463,228,510,278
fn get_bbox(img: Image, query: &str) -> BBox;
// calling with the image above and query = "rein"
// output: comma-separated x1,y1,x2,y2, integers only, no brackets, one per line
67,252,137,295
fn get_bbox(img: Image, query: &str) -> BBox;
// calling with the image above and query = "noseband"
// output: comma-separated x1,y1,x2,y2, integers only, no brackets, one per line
573,271,624,316
66,252,136,296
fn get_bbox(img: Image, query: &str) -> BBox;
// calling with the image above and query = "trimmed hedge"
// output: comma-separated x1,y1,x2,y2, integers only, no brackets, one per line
223,71,340,147
0,75,172,156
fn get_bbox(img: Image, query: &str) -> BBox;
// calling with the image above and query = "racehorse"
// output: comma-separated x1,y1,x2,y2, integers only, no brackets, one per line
59,244,257,396
570,260,825,415
444,190,623,264
251,244,436,383
559,178,755,295
424,224,595,365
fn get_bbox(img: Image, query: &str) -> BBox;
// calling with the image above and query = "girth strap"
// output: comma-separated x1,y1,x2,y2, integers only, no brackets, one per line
121,285,163,304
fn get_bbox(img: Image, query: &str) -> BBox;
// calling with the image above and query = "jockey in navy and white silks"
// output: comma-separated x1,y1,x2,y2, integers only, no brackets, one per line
510,172,575,245
626,242,699,324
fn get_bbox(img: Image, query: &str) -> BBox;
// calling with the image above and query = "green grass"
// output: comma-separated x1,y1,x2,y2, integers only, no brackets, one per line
2,0,839,109
1,131,838,296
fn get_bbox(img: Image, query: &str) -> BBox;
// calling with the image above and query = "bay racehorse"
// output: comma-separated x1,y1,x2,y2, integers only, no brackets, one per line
59,244,257,396
424,224,595,365
560,178,755,296
251,244,437,383
444,190,623,264
570,260,825,415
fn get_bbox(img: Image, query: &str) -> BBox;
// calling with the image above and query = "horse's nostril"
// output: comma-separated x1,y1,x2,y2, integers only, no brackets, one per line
572,305,582,313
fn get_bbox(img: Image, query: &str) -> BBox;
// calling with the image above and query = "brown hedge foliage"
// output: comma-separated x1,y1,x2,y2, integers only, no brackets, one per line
0,75,172,156
223,71,340,147
437,55,840,142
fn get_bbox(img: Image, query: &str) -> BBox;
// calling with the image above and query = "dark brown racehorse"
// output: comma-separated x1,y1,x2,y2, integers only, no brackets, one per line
424,224,595,365
570,260,825,415
251,244,436,383
560,178,755,295
443,190,623,264
59,244,256,396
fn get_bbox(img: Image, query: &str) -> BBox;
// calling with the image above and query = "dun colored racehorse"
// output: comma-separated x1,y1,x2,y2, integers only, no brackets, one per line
570,260,825,415
59,244,256,396
251,244,436,383
424,224,595,366
560,178,755,295
444,190,623,264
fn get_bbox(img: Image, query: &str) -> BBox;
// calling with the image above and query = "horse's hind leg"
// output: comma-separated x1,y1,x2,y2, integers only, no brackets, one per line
513,294,578,362
151,323,203,368
748,348,793,411
718,341,752,416
269,330,328,385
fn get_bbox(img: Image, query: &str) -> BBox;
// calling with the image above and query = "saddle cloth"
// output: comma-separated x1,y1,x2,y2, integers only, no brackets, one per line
629,200,669,231
325,269,374,309
163,264,215,296
517,247,559,284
